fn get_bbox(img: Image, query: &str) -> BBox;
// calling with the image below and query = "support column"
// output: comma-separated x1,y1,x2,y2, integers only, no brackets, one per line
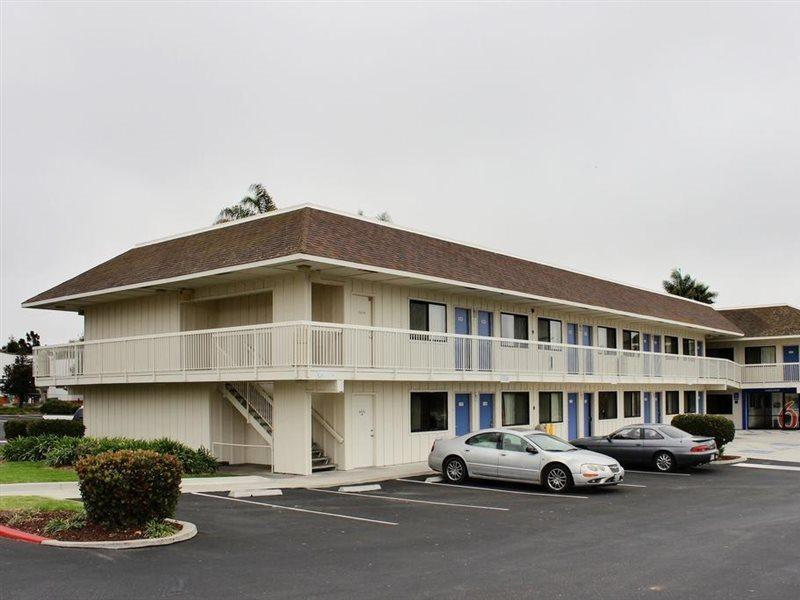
272,381,312,475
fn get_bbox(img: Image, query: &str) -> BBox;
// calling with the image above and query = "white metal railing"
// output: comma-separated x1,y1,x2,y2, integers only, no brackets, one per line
33,320,745,386
742,363,800,385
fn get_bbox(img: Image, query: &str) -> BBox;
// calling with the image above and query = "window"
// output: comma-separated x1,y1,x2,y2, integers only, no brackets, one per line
501,313,529,341
539,392,564,423
684,391,697,413
410,300,446,337
665,391,680,414
708,347,734,361
664,336,679,355
623,391,641,418
612,427,641,440
466,432,500,448
537,318,563,344
598,392,618,420
744,346,777,365
707,395,733,415
501,433,531,452
622,330,640,351
661,425,687,438
525,433,575,452
682,339,696,356
502,392,530,426
410,392,448,433
597,327,617,349
643,428,664,440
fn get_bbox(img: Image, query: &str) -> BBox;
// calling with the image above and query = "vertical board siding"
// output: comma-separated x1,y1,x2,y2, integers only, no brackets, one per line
84,293,180,340
82,383,213,449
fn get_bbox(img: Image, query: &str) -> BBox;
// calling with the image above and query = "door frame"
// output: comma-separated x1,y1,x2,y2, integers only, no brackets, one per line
583,392,593,437
350,393,376,469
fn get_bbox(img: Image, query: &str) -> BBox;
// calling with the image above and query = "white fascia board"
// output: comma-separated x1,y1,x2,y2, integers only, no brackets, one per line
22,251,743,337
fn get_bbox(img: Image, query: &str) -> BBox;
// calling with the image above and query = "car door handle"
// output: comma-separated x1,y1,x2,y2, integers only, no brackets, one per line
500,453,507,456
464,449,470,452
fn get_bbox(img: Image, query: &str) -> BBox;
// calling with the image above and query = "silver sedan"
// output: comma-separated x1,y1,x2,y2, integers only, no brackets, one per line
428,428,624,493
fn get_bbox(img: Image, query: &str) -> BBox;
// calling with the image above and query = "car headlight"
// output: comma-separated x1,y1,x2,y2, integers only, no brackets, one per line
580,464,610,474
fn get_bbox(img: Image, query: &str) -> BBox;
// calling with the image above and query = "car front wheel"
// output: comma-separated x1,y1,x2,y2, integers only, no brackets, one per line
543,464,573,493
443,457,468,484
653,451,675,473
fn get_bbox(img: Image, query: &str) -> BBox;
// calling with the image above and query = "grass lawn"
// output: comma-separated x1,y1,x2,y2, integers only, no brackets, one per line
0,461,79,484
0,495,82,512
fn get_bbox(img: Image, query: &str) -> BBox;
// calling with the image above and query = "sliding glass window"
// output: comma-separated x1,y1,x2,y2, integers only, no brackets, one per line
623,330,640,351
539,392,564,423
537,318,563,344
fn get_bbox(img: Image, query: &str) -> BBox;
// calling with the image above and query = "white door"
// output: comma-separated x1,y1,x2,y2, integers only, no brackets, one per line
351,295,373,366
351,394,375,468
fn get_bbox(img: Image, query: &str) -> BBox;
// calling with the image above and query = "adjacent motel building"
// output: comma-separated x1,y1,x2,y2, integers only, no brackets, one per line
25,206,800,475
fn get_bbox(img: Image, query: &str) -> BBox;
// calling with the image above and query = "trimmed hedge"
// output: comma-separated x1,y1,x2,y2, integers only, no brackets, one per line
25,420,85,438
672,414,736,450
3,420,29,440
77,450,182,529
40,400,81,415
0,434,218,474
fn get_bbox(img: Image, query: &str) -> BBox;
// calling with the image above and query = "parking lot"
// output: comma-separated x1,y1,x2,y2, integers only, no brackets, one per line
2,463,799,599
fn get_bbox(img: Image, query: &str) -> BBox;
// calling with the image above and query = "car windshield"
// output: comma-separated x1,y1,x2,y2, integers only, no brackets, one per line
525,433,576,452
660,425,689,438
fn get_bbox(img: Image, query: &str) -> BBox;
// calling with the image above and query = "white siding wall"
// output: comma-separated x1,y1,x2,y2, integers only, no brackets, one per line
82,383,213,449
84,293,180,340
272,381,312,475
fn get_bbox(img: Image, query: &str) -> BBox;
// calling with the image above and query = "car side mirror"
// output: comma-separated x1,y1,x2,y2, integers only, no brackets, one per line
525,446,538,454
606,435,613,442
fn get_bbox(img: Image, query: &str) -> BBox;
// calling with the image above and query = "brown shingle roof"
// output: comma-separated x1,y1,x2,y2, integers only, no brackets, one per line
25,206,743,334
717,306,800,338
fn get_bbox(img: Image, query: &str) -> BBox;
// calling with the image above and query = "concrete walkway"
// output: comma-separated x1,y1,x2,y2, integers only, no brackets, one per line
0,462,433,499
726,429,800,462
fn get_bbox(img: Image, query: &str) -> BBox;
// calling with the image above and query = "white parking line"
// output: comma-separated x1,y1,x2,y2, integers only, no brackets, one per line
192,492,398,526
625,470,691,477
310,488,509,511
734,463,800,472
396,478,589,499
618,483,647,488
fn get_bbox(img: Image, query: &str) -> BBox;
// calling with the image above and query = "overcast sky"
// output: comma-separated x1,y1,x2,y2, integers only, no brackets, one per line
2,1,799,345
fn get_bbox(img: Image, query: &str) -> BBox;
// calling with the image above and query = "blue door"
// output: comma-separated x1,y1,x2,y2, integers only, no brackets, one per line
479,393,494,428
581,326,593,374
583,393,593,436
455,308,471,371
643,391,652,423
455,393,471,435
477,311,493,371
784,346,799,381
654,392,662,423
568,393,579,440
698,391,705,414
567,324,579,374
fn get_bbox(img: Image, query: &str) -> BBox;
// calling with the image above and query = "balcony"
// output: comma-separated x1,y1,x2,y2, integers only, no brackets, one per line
741,363,800,388
33,321,743,388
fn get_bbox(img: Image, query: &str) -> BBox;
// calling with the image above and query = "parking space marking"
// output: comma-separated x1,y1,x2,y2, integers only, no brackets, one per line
624,470,691,477
734,463,800,473
395,478,589,499
617,483,647,488
310,488,509,511
192,492,398,526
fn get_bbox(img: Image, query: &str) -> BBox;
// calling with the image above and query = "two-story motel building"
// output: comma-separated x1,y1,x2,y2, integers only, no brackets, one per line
25,206,800,475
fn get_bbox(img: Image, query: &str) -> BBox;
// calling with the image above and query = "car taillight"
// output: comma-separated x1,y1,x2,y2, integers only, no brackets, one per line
691,445,710,453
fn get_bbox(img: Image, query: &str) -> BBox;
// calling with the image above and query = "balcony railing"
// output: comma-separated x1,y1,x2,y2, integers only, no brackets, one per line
33,320,744,386
741,363,800,386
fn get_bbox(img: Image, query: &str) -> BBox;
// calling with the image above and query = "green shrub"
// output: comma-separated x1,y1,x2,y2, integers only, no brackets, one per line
76,450,182,529
1,435,60,461
2,434,218,474
3,420,29,440
672,414,736,450
40,400,80,415
144,519,177,538
25,420,84,438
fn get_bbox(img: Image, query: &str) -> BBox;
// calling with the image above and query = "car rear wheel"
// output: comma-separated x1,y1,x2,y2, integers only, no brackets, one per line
653,451,675,473
443,457,468,484
542,464,573,493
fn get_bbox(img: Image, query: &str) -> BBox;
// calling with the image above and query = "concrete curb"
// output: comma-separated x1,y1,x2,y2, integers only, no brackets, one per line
712,456,748,466
40,519,197,550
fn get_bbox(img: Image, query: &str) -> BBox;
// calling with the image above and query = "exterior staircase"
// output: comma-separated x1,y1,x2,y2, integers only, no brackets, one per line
312,441,336,472
221,382,273,445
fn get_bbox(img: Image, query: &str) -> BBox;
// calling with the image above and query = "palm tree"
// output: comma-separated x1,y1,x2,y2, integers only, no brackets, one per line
215,184,277,224
662,268,718,304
